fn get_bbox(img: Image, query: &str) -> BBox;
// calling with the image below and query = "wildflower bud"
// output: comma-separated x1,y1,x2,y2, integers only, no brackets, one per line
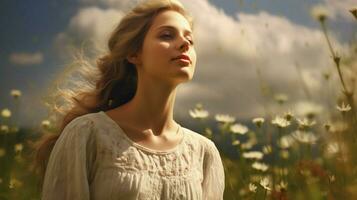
9,178,23,189
280,150,289,159
1,109,11,118
108,99,113,107
11,127,19,133
263,145,272,154
232,140,240,146
284,112,294,121
41,120,51,129
204,128,213,139
328,175,336,183
10,89,22,99
350,8,357,20
14,143,23,153
306,113,315,120
322,72,330,80
324,123,331,132
252,118,264,128
311,5,329,23
333,55,340,66
0,125,9,133
0,148,6,157
318,15,326,23
195,103,203,110
274,94,288,105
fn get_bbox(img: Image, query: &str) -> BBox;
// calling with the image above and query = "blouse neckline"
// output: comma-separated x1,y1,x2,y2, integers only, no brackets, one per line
99,111,186,154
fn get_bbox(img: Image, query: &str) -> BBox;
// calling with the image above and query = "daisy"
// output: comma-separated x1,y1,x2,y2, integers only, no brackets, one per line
336,102,351,113
249,183,257,193
291,130,318,144
230,123,248,135
215,114,235,123
252,162,269,172
260,177,271,191
278,135,295,149
296,117,316,129
189,108,209,119
242,151,264,160
283,110,294,121
271,116,290,128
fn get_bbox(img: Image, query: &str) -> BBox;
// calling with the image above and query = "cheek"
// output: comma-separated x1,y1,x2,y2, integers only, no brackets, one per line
154,42,171,54
191,50,197,65
193,50,197,61
144,42,171,62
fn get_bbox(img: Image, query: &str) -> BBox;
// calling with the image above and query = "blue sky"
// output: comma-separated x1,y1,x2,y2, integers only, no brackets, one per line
0,0,355,127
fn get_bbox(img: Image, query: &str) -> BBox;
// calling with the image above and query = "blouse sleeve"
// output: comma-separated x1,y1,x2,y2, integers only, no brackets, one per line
41,116,97,200
202,140,225,200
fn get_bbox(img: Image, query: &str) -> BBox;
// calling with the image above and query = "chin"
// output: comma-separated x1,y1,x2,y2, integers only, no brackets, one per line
179,74,193,83
169,74,192,86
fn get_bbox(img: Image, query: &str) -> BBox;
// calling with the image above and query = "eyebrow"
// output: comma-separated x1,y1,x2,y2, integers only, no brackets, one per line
156,25,192,35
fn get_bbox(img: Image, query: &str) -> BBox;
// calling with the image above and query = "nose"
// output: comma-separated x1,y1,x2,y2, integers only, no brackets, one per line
177,36,190,52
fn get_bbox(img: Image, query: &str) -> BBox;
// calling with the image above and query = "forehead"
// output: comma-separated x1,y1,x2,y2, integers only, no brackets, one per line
149,10,192,33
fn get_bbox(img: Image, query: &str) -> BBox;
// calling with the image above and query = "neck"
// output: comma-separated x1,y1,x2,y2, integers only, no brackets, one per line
117,74,179,135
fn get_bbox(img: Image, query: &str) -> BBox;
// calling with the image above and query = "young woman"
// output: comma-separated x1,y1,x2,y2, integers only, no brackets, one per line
36,0,225,199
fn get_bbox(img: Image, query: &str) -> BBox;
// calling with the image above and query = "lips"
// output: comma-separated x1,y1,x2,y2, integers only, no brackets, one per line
172,54,191,63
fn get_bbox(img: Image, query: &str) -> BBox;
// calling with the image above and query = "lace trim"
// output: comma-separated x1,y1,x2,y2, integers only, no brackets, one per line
99,111,186,154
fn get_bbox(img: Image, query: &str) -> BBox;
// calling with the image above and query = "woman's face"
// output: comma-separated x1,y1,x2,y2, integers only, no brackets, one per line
133,10,196,85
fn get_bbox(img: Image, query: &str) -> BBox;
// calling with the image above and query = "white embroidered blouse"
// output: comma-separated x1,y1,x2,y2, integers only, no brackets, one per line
41,111,225,200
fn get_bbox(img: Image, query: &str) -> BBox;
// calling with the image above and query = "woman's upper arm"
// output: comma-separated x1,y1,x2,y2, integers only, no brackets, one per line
202,140,225,200
41,116,97,200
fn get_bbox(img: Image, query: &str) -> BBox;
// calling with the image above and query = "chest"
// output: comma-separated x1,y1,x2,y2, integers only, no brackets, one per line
89,143,204,200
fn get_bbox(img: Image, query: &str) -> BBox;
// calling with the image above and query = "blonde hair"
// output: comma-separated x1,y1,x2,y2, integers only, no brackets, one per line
32,0,193,187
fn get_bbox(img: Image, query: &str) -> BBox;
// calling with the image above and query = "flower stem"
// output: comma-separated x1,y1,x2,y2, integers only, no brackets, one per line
263,189,267,200
320,21,349,93
319,20,357,125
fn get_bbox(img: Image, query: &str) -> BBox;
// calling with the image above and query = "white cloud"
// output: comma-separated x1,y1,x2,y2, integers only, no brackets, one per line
54,0,349,120
54,7,124,57
78,0,139,10
178,0,348,118
9,52,44,65
322,0,356,21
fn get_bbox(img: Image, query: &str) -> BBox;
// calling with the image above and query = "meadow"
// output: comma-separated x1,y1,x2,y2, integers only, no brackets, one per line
0,5,356,200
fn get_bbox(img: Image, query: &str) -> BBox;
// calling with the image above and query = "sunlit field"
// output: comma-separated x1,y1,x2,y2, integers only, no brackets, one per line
0,2,356,200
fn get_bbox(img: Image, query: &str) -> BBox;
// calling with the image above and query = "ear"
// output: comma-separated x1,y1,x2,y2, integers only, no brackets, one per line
126,53,142,65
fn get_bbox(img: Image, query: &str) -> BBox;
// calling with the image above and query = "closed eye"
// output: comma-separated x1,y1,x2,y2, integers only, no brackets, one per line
161,34,172,39
160,32,194,45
